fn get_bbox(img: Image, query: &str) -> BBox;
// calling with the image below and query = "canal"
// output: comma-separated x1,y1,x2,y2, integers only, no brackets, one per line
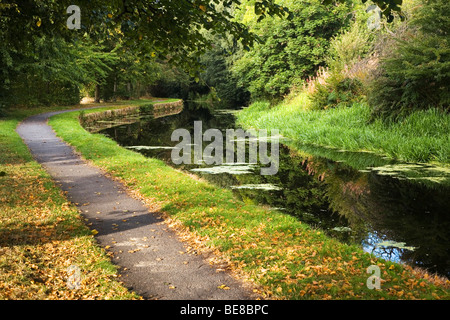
85,101,450,277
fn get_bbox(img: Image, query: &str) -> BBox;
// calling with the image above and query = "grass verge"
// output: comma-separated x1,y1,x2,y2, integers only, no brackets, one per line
0,102,167,299
48,104,449,299
236,96,450,165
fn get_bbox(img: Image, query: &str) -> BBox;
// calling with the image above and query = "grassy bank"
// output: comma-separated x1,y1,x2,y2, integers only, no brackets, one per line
0,105,147,299
48,105,449,299
236,95,450,165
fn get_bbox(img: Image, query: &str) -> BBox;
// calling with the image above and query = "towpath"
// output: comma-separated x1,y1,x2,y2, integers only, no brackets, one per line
16,108,255,300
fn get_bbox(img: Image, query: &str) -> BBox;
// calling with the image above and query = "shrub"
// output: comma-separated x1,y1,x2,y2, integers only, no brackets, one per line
309,71,364,110
367,0,450,120
302,5,374,110
139,103,154,113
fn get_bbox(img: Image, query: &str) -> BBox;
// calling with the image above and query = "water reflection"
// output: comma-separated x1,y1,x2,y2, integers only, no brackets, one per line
90,102,450,277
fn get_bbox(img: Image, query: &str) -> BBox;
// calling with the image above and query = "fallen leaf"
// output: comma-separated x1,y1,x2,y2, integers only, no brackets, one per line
217,284,230,290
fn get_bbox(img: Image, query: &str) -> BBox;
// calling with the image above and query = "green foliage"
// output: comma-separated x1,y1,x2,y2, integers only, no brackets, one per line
147,64,192,99
0,102,6,117
367,0,450,119
0,35,117,107
139,104,154,113
306,4,376,110
199,35,250,108
327,14,375,72
233,0,352,101
0,0,289,107
0,0,412,109
324,0,404,22
310,73,364,110
95,46,160,101
0,0,289,77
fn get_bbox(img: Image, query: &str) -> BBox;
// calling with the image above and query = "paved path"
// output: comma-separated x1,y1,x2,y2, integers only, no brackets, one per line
16,109,255,300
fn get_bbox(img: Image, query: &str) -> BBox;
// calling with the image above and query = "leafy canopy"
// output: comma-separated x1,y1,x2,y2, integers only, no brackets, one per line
1,1,403,71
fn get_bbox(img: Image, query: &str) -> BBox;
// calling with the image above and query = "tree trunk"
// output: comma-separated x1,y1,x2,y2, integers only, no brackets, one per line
136,81,141,99
94,84,100,103
127,82,131,99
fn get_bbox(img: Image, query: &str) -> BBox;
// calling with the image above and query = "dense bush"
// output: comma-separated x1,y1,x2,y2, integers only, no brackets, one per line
3,77,80,107
0,35,116,107
367,0,450,119
310,72,364,109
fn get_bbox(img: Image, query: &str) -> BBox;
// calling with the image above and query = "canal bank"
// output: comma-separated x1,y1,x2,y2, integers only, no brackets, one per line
96,101,450,278
46,100,449,299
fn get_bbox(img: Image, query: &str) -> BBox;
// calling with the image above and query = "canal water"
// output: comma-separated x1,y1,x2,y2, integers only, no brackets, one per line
87,101,450,277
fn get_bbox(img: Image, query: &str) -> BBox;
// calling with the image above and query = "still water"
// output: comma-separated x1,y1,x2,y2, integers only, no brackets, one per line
88,102,450,277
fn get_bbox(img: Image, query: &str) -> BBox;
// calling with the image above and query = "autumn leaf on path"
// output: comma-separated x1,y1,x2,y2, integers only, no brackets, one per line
217,284,230,290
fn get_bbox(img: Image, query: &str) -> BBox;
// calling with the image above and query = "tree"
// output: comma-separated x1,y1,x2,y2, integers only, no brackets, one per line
0,0,406,107
0,0,288,106
232,0,353,101
0,1,288,76
0,33,116,107
1,1,403,74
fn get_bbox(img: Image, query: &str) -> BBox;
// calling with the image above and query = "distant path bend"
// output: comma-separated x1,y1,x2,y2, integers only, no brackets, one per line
16,108,254,300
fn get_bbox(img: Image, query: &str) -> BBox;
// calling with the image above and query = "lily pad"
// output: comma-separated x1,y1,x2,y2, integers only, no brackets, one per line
229,134,286,143
268,207,287,211
126,145,174,150
214,109,240,115
375,240,417,251
370,163,450,186
190,165,255,175
230,183,282,191
331,226,352,232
